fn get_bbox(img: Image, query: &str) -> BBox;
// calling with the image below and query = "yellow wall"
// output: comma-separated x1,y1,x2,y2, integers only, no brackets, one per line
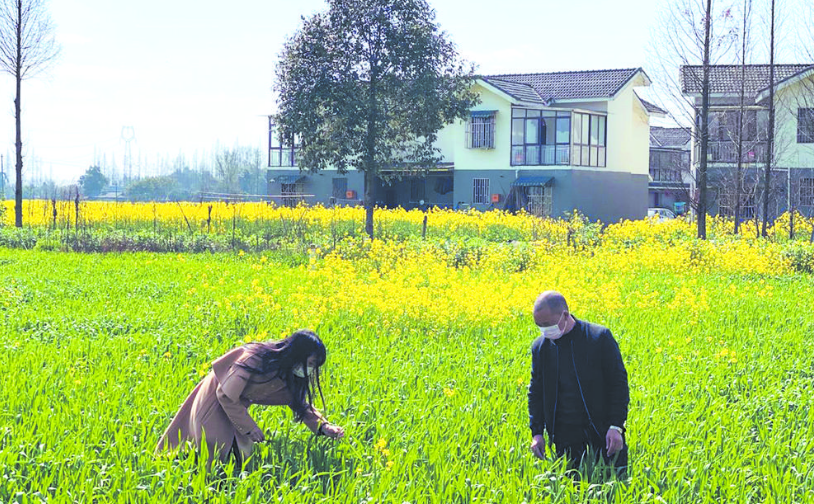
605,75,651,176
436,82,514,170
434,120,458,164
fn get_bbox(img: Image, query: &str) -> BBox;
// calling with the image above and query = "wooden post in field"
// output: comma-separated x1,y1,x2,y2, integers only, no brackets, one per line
422,214,427,240
74,189,80,232
232,204,237,250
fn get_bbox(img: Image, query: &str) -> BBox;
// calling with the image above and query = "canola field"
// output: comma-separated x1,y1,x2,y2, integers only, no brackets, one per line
0,201,813,503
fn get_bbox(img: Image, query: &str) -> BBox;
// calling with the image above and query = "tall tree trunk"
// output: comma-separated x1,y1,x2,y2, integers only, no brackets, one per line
364,65,379,240
364,170,374,239
14,1,23,228
734,115,743,234
697,0,714,240
734,0,750,235
14,75,22,228
762,0,776,238
788,171,794,239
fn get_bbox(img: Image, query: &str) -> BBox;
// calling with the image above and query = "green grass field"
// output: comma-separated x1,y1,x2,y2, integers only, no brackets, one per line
1,244,813,503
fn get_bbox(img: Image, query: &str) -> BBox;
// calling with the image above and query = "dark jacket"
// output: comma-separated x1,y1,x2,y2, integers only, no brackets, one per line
528,318,629,441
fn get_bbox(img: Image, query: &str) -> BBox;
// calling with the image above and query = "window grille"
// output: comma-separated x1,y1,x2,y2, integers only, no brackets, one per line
472,178,490,204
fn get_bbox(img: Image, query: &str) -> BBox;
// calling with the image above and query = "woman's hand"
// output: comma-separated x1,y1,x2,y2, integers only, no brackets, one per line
247,427,265,443
320,423,345,439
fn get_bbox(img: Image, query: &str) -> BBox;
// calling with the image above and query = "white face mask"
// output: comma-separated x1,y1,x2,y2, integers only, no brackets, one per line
537,312,567,340
292,364,315,378
538,324,563,340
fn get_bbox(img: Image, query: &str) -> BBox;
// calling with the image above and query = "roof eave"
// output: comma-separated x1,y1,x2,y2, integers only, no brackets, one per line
476,78,548,106
549,97,611,104
633,91,668,117
754,66,814,103
683,92,745,99
610,68,651,98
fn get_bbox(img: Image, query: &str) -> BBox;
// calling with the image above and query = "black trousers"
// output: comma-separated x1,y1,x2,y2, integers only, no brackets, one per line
554,424,628,472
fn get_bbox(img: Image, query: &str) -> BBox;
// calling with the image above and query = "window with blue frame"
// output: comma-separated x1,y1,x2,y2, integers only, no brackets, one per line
571,112,607,167
269,122,300,167
510,109,571,166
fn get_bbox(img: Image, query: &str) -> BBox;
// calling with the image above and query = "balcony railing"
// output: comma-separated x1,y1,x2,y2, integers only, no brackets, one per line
701,141,767,164
650,168,683,182
513,144,571,166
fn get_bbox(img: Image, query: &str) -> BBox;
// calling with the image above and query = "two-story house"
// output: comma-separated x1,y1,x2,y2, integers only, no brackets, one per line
268,67,662,222
649,126,691,215
681,64,814,220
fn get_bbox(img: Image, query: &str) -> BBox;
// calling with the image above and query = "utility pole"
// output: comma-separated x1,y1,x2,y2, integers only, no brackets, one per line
1,154,5,199
121,126,135,183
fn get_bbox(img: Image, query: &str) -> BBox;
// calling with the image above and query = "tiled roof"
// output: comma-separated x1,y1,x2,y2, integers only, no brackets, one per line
483,68,644,103
481,78,545,104
680,64,814,97
650,127,691,148
635,92,668,115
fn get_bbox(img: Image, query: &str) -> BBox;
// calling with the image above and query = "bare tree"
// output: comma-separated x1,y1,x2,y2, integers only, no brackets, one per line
733,0,752,233
0,0,60,227
760,0,778,237
700,0,760,235
214,145,264,197
648,0,737,239
215,147,243,195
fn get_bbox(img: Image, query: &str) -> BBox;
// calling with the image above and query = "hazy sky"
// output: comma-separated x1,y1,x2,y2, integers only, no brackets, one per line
0,0,801,184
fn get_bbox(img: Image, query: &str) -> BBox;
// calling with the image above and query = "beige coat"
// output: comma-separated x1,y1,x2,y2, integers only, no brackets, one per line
156,346,326,461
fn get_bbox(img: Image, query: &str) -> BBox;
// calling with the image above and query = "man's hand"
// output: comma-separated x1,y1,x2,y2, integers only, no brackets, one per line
605,428,623,456
247,427,265,443
321,423,345,439
530,434,546,459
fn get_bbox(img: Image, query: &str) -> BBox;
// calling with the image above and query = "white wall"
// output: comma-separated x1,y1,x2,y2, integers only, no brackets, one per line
775,77,814,169
437,78,651,176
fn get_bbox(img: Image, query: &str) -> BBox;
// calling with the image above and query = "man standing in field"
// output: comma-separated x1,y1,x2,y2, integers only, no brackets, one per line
527,291,629,472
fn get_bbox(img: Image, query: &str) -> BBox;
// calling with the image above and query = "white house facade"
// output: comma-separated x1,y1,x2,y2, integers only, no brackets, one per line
268,67,661,222
681,64,814,220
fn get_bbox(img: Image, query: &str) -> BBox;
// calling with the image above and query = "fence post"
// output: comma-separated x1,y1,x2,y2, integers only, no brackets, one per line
232,204,237,250
74,190,80,232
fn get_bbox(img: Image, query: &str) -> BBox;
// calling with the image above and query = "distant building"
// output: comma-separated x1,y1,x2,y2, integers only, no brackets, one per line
681,64,814,220
649,126,691,215
269,67,665,222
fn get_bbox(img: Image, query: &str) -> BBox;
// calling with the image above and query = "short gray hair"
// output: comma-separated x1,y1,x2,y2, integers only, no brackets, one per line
533,291,569,315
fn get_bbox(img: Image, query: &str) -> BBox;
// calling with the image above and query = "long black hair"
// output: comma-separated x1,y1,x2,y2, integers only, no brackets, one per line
237,329,327,422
